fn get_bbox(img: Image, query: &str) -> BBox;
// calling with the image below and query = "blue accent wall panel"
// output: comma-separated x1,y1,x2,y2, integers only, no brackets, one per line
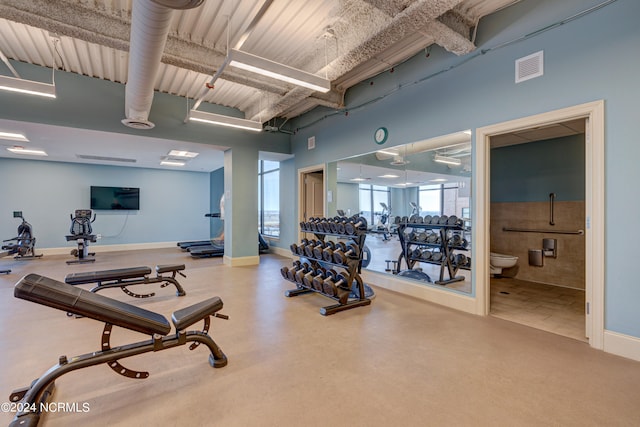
209,167,224,238
287,0,640,337
0,158,209,248
491,135,585,202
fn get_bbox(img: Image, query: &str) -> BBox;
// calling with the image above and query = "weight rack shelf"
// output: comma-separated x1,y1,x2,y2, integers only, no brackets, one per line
284,216,372,315
396,220,470,286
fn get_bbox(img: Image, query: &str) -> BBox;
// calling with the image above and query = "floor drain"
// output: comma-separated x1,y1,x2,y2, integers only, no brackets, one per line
499,291,510,295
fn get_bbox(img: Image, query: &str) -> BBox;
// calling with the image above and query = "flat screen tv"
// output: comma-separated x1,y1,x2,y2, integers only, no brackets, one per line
90,186,140,210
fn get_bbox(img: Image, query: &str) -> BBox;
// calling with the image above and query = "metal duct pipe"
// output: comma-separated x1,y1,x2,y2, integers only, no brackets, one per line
122,0,204,129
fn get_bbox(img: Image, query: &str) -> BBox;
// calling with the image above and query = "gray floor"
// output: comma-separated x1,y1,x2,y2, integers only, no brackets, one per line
1,248,639,426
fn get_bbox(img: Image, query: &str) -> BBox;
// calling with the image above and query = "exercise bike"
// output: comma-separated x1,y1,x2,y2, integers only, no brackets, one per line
1,212,42,272
372,202,392,241
66,209,97,264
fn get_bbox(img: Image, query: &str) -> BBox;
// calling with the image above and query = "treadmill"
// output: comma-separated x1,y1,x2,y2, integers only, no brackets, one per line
189,234,269,259
177,213,223,254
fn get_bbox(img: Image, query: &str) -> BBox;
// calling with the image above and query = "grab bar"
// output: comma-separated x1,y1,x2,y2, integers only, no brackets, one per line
502,227,584,235
549,193,556,225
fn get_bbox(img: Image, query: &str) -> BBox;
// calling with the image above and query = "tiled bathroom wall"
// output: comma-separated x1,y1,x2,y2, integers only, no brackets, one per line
490,201,585,289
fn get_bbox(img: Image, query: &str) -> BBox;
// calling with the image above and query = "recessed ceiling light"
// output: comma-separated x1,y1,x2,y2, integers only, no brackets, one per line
160,160,185,166
379,174,399,178
431,178,447,182
7,146,47,156
434,154,461,166
351,177,369,182
397,182,413,186
168,150,199,158
0,131,29,142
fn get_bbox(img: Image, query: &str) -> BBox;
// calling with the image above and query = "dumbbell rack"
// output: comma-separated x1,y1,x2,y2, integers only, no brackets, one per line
283,222,372,316
396,221,469,286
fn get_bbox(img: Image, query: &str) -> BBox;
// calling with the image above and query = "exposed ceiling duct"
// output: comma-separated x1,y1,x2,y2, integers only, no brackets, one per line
122,0,204,130
0,0,519,130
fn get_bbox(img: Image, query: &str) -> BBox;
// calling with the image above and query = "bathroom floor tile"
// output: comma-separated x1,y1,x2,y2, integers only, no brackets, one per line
490,277,586,342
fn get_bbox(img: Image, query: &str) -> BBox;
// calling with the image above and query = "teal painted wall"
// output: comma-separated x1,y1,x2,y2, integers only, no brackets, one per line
0,158,209,248
491,135,585,203
287,0,640,337
0,62,291,155
209,167,224,238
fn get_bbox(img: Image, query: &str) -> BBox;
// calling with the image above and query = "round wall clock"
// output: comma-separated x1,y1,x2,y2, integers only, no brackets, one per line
374,127,388,144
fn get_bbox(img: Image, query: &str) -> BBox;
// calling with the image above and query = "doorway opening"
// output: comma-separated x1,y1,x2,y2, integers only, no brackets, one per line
475,100,605,350
298,165,325,242
488,119,586,341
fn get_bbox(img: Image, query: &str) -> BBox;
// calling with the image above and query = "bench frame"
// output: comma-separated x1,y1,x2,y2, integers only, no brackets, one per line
65,264,187,298
9,274,227,427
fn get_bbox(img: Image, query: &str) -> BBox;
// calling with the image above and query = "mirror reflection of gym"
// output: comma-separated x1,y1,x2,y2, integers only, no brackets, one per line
332,130,472,294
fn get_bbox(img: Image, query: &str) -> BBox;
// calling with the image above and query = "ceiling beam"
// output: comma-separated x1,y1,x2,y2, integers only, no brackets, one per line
0,0,299,97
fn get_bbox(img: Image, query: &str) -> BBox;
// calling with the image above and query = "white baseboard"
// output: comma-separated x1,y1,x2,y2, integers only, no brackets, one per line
270,246,295,259
223,255,260,267
39,241,177,256
603,330,640,362
361,270,476,314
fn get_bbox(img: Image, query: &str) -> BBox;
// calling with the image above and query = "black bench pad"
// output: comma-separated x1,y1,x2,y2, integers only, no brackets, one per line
65,266,152,285
15,274,171,336
156,264,185,274
172,297,223,330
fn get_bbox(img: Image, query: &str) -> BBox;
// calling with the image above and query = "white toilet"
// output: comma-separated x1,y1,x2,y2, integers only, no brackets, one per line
490,252,518,276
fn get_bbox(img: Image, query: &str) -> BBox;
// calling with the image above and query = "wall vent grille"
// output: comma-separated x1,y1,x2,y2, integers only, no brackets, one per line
515,51,544,83
76,154,137,163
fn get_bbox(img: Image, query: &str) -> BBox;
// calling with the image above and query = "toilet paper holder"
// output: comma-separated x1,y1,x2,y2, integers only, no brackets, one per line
543,238,557,258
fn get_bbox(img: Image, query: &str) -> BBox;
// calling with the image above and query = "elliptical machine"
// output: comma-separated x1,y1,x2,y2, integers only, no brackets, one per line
1,212,43,273
1,212,42,257
66,209,97,264
374,202,392,241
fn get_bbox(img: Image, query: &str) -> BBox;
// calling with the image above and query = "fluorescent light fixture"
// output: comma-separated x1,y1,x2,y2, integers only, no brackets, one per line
0,75,56,98
397,182,413,187
0,131,29,142
7,146,48,156
434,154,461,166
160,159,186,166
229,49,331,93
189,110,262,132
377,149,399,156
350,177,368,182
379,174,399,178
168,150,199,158
430,178,447,182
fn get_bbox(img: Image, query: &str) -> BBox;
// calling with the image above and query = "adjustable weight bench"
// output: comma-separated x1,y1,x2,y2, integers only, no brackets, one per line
64,264,187,298
9,273,228,427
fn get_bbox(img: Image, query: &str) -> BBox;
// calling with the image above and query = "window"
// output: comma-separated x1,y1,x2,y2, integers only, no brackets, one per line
418,182,469,218
258,160,280,237
359,184,390,225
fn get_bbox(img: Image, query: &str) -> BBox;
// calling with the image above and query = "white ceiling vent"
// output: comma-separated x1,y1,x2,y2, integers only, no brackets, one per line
515,51,544,83
77,154,137,163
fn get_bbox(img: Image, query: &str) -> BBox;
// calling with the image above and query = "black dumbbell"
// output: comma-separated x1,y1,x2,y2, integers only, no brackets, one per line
322,272,352,303
281,260,304,280
345,216,367,235
304,240,318,258
312,241,327,259
303,267,326,289
297,267,316,287
290,263,310,282
332,242,360,264
322,241,337,262
312,268,338,291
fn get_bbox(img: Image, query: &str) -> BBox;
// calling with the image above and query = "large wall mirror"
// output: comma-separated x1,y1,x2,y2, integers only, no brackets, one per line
330,130,472,294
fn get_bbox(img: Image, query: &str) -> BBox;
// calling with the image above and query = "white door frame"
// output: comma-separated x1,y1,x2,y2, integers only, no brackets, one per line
475,100,605,349
298,164,326,242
